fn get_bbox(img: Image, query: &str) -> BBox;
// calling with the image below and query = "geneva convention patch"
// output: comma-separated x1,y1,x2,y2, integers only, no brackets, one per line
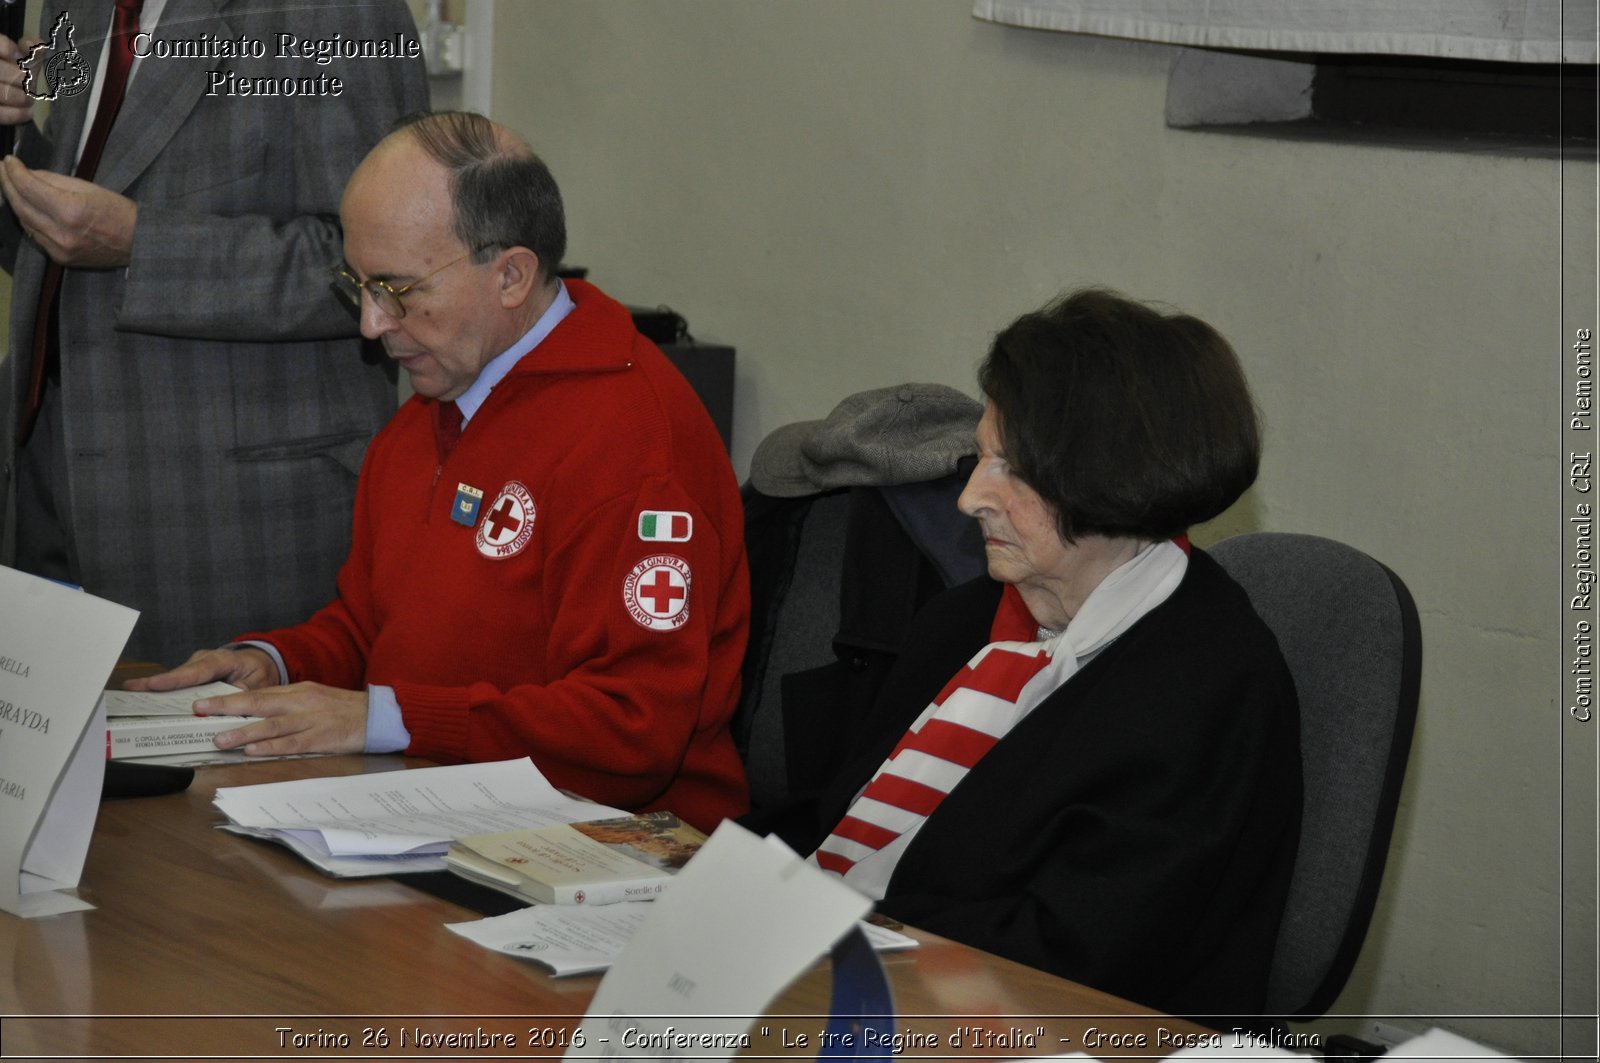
623,554,692,631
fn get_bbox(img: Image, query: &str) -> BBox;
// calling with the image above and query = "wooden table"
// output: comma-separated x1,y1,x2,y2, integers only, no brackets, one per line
0,756,1219,1060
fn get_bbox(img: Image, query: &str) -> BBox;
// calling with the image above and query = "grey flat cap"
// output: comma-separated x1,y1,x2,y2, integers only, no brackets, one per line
749,383,982,498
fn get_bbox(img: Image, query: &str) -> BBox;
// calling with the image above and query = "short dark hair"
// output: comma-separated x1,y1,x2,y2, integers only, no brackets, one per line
978,288,1261,541
398,111,567,280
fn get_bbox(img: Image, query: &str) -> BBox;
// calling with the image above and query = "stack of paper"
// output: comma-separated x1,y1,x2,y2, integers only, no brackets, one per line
212,758,627,877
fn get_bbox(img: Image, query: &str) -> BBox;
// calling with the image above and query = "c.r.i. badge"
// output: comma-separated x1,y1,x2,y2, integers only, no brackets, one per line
451,483,484,527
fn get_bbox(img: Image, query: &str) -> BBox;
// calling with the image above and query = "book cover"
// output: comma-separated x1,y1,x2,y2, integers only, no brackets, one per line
446,810,705,906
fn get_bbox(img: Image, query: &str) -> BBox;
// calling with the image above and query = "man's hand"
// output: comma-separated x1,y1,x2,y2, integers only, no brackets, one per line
196,683,370,758
0,156,137,267
124,646,281,693
126,650,368,757
0,36,41,126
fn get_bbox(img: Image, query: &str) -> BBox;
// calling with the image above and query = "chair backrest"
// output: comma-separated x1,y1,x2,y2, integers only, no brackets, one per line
1209,532,1422,1020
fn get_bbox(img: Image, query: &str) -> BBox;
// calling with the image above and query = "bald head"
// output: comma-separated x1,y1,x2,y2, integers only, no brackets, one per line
341,127,455,268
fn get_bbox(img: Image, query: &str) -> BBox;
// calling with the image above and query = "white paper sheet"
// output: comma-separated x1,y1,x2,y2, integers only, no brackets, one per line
0,567,139,916
213,758,627,876
218,824,456,877
568,822,873,1061
1385,1028,1522,1061
451,904,916,979
450,904,657,977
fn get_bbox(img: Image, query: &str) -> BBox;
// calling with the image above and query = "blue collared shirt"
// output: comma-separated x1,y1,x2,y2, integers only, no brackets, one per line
451,281,576,423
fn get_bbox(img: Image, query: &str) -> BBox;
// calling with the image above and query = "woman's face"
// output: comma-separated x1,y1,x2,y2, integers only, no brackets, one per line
958,402,1074,594
959,402,1145,629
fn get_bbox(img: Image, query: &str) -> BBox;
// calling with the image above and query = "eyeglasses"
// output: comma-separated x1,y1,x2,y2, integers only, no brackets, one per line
332,252,474,320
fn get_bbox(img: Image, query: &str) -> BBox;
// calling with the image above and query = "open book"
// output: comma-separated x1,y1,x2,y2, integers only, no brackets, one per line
445,811,705,906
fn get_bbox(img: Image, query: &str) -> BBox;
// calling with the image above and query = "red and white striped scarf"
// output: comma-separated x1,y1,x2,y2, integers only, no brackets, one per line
810,539,1188,899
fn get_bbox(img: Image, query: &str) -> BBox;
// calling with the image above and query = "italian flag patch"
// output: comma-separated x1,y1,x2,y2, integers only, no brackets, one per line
638,510,693,542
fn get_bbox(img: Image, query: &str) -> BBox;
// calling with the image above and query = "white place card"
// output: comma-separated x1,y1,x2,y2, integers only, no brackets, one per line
0,567,138,917
569,822,872,1061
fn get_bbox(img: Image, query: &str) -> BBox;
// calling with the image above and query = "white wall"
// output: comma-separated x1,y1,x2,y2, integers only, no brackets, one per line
488,1,1596,1055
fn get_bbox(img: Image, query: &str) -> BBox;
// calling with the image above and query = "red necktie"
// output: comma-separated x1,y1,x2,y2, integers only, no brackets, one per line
433,400,463,461
17,0,143,446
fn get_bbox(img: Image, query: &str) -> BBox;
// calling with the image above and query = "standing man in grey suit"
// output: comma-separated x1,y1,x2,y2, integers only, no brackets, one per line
0,1,428,664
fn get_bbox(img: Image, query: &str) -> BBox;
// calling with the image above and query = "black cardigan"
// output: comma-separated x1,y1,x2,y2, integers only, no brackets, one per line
769,548,1302,1021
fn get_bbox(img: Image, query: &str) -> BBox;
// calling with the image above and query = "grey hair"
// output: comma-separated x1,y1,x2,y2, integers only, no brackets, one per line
397,110,566,278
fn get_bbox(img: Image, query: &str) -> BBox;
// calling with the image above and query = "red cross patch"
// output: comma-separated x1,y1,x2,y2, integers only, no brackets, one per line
475,481,537,559
623,554,692,631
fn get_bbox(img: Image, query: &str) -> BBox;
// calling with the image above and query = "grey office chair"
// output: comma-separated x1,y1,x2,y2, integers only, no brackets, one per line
1210,532,1421,1020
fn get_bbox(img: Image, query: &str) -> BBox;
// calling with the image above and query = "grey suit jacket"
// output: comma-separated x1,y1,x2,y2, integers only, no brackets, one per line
0,0,428,664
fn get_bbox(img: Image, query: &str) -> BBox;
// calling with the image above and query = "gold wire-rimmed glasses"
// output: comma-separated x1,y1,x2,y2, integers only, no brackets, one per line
331,252,475,319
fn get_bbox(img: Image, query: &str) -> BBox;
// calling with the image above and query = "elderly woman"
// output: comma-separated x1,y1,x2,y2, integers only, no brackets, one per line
772,289,1301,1019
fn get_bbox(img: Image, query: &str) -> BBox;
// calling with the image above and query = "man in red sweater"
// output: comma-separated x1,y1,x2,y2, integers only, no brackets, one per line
128,112,750,830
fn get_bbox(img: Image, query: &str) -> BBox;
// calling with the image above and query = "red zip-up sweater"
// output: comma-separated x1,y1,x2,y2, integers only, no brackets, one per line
242,281,750,830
